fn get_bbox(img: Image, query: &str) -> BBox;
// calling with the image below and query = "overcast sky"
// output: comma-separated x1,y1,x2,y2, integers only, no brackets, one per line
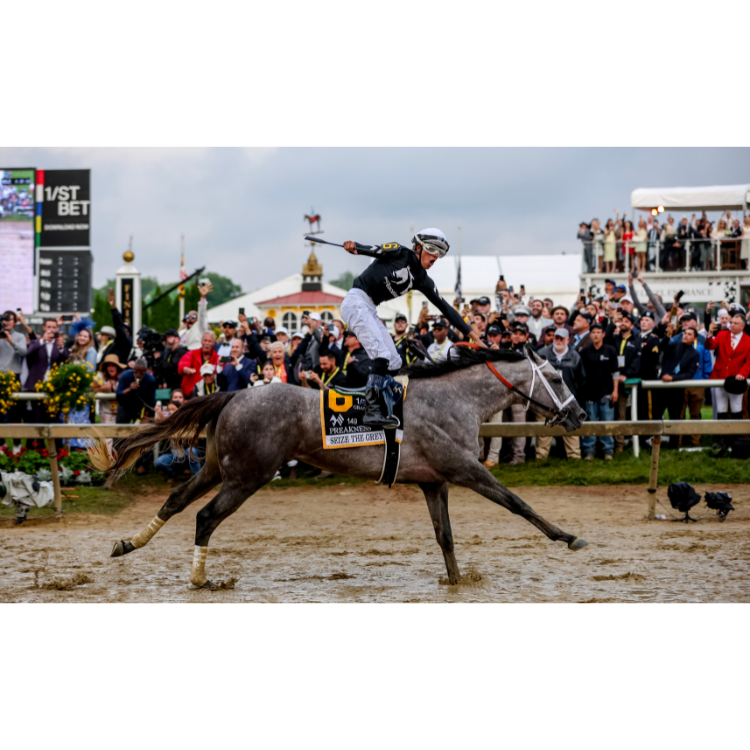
1,148,747,292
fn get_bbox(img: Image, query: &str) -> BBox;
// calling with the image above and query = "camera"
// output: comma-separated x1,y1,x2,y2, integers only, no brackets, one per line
220,355,232,364
136,326,165,370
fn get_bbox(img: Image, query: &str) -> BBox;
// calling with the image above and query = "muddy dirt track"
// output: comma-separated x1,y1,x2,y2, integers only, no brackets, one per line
1,483,749,602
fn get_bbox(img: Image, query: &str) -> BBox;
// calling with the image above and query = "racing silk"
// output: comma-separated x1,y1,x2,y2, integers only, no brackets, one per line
352,242,472,336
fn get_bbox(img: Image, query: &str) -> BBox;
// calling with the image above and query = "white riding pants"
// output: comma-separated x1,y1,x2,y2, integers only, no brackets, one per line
341,288,403,371
713,387,743,414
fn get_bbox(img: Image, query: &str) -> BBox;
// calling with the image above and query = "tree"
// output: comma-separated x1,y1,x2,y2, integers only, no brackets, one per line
330,271,355,291
202,272,243,306
91,291,111,335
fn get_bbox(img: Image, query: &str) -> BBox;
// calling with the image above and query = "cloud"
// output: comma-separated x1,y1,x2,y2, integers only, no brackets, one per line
0,146,279,165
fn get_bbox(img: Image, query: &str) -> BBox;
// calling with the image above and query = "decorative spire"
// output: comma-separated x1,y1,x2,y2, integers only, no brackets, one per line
302,250,323,278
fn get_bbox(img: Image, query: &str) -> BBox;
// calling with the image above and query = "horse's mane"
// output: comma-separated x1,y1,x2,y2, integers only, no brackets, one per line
402,345,525,379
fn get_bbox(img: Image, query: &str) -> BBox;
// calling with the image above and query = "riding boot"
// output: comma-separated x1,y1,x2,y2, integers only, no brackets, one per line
714,412,729,455
362,374,400,430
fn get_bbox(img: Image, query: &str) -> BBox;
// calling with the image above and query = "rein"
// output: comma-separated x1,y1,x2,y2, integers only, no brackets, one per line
452,342,574,425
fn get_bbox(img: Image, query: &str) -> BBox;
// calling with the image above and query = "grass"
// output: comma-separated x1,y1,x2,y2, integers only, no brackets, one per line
0,481,136,519
486,448,750,487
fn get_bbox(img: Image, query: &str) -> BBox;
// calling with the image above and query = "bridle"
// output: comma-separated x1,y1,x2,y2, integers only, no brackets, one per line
453,342,576,426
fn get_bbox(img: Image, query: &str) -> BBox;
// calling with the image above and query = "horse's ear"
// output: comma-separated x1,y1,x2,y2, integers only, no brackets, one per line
524,342,540,361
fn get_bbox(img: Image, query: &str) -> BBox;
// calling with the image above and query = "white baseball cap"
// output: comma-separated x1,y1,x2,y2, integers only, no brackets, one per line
275,326,289,336
308,312,322,321
200,363,216,375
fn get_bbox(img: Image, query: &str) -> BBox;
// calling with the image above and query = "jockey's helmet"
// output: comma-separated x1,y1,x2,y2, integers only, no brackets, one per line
412,228,450,258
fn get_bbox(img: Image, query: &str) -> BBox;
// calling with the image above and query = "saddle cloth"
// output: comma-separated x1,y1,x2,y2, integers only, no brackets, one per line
320,382,405,449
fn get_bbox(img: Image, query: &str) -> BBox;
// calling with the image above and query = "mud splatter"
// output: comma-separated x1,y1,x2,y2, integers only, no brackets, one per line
590,572,646,582
39,572,93,590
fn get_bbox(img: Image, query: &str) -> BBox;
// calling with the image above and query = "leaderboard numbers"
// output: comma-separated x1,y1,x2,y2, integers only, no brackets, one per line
37,250,91,313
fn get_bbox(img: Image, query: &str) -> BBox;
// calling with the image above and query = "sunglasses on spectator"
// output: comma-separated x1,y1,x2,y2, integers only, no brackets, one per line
184,315,197,320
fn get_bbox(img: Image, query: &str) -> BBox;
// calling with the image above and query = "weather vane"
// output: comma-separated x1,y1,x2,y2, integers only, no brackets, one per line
304,208,323,237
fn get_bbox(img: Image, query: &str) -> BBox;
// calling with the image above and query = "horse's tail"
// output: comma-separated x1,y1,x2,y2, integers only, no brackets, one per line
88,391,239,475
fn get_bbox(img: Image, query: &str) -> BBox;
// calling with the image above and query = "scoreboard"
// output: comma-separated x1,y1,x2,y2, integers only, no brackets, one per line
37,249,93,314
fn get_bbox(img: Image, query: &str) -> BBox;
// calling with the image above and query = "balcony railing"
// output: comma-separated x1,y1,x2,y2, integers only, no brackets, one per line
580,237,747,274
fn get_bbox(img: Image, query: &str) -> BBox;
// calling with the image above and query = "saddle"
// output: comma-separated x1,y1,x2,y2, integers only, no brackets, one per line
320,377,408,487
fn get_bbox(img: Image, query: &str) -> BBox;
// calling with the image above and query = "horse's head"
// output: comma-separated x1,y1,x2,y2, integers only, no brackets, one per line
521,343,586,431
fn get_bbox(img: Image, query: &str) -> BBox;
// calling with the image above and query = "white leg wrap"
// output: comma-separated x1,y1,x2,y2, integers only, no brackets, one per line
130,516,165,549
190,546,209,587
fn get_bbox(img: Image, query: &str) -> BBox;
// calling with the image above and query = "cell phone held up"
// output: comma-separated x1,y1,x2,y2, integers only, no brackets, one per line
220,356,232,364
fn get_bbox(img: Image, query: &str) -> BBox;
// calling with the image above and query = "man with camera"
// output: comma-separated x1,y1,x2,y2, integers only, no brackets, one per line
24,319,70,423
341,330,373,388
157,328,187,390
217,338,255,392
116,357,157,424
300,348,347,390
0,311,28,442
293,311,326,373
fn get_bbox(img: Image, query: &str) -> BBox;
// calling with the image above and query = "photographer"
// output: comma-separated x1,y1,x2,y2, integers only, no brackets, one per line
215,320,240,358
0,311,28,443
300,349,347,390
293,311,325,373
131,326,163,371
342,330,373,388
706,313,750,452
217,338,255,392
115,358,156,424
158,328,187,390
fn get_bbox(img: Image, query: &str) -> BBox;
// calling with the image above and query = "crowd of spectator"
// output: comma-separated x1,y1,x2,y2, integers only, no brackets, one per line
579,211,750,273
3,268,750,475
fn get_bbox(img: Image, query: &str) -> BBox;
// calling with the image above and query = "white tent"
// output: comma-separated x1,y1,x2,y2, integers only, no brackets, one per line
631,184,750,214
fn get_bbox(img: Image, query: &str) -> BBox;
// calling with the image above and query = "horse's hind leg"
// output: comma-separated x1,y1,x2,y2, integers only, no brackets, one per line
190,479,267,588
111,437,221,558
420,482,461,584
448,461,588,550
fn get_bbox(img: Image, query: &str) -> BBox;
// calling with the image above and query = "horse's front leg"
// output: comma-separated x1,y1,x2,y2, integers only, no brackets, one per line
446,460,588,550
419,482,461,584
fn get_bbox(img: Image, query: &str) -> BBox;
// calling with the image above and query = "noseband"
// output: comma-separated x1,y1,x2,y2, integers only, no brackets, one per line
454,343,576,426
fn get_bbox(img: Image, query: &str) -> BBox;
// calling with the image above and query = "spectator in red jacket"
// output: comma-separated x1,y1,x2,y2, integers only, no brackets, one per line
178,331,219,397
705,312,750,426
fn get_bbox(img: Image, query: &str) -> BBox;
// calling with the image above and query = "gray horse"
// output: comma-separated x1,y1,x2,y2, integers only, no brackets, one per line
91,344,588,588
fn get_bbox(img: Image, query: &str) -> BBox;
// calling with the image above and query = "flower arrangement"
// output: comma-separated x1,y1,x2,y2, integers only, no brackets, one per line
35,362,95,417
0,370,19,415
0,442,104,485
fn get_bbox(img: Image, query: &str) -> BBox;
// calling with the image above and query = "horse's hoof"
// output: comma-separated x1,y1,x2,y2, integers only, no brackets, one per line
568,537,589,551
111,540,136,558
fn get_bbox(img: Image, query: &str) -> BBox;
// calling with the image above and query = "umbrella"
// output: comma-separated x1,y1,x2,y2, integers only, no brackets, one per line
704,492,735,522
667,482,702,523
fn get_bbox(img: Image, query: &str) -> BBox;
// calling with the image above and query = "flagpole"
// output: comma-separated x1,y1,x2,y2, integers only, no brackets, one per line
178,233,185,325
455,222,463,310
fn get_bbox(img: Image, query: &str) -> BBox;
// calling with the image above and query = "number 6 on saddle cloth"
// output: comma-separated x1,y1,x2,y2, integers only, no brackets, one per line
320,380,406,487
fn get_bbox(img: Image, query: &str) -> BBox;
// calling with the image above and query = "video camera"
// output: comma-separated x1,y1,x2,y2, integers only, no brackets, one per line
136,326,165,370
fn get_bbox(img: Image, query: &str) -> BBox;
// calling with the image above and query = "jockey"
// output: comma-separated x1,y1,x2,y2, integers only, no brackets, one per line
341,228,482,429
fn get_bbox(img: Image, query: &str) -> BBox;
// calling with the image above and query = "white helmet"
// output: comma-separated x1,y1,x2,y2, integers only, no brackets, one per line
412,228,450,258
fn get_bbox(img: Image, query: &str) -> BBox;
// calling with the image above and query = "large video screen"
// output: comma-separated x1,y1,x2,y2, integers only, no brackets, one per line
0,168,36,314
